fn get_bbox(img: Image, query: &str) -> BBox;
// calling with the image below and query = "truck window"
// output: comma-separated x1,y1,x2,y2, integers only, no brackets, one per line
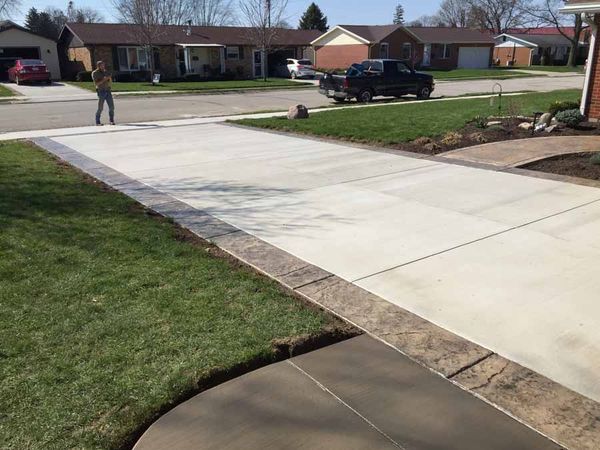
361,60,383,73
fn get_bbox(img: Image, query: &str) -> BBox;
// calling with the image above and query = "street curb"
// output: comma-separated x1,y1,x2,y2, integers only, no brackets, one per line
29,136,600,450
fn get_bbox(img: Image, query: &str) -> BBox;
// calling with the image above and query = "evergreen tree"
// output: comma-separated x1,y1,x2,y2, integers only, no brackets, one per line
299,3,328,32
393,3,405,25
24,8,40,32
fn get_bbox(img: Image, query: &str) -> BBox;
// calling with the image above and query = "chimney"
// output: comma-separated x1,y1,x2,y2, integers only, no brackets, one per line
186,20,192,36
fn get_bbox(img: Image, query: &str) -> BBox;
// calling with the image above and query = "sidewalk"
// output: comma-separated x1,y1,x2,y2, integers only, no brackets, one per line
441,135,600,168
134,335,560,450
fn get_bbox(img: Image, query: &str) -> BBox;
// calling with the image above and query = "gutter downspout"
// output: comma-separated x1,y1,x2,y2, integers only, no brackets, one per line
581,14,597,117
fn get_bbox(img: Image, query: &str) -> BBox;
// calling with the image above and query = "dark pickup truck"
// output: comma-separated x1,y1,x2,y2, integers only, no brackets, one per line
319,59,435,103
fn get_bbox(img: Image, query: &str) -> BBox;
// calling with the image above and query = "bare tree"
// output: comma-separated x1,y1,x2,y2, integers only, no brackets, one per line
191,0,235,26
467,0,533,33
238,0,289,81
71,6,104,23
0,0,20,18
528,0,585,67
113,0,170,78
407,14,448,27
438,0,476,27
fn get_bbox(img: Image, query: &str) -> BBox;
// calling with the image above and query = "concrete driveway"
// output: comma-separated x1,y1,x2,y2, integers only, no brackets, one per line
2,81,94,101
48,121,600,406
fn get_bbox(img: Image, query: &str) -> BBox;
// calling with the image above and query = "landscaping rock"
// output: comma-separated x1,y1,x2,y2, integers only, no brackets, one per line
518,122,533,131
288,105,309,120
537,113,552,127
545,125,558,133
487,121,502,127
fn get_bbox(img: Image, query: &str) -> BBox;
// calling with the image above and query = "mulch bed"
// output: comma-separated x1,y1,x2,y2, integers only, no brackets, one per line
395,120,600,156
522,152,600,181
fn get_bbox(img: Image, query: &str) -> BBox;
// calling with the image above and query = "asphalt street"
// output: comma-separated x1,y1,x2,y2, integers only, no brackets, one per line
0,74,584,132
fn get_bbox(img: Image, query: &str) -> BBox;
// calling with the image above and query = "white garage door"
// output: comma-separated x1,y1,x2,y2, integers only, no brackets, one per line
458,47,490,69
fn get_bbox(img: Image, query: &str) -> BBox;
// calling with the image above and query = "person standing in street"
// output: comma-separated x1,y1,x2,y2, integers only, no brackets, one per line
92,61,115,126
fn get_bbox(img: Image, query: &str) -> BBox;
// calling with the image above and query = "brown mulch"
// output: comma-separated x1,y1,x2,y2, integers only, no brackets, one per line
522,152,600,181
398,120,600,156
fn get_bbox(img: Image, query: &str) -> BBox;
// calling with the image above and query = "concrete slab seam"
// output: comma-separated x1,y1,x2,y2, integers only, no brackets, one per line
352,196,600,284
286,360,407,450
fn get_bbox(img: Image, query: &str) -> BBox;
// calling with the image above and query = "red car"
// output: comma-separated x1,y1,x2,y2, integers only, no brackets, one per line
8,59,51,85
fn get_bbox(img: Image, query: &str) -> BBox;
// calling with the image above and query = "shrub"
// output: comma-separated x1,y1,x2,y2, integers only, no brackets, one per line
469,132,488,143
549,100,580,116
555,109,584,128
590,153,600,166
441,131,463,146
473,115,487,129
76,71,92,82
413,137,433,146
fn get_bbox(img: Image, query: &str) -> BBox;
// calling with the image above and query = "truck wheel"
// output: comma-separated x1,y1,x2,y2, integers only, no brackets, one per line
417,86,431,100
358,89,373,103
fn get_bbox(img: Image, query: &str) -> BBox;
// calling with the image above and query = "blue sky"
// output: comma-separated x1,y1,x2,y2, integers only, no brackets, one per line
10,0,443,26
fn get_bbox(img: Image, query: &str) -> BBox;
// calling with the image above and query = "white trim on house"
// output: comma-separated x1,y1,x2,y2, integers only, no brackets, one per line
175,43,225,48
560,3,600,13
310,26,371,45
581,20,597,116
494,33,539,48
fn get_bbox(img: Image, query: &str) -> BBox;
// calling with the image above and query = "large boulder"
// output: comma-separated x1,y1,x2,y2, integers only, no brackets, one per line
537,112,552,127
288,104,309,120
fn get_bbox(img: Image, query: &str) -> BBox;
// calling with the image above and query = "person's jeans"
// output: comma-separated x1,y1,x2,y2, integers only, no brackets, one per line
96,90,114,124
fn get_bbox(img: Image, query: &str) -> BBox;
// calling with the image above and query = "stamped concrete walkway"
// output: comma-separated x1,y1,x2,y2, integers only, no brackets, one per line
441,135,600,168
134,335,560,450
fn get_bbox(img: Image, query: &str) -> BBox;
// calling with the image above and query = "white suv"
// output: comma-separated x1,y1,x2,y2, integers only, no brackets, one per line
286,59,316,79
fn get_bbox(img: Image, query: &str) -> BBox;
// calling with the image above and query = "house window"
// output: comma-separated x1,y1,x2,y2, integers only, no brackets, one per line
402,43,412,59
380,43,389,59
117,46,150,71
226,46,240,60
441,44,450,59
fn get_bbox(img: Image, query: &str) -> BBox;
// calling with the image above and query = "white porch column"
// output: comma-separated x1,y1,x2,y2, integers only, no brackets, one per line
581,17,597,117
185,47,191,73
220,47,225,74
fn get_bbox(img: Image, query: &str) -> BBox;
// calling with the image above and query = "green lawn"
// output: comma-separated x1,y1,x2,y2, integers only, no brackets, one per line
422,68,536,80
0,141,340,449
69,78,311,93
516,65,585,73
234,89,582,145
0,84,15,97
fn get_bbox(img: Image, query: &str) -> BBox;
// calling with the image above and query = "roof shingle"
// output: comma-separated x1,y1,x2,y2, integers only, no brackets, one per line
63,22,321,46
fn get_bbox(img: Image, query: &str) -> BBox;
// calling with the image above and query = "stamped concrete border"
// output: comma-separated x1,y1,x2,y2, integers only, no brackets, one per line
30,136,600,449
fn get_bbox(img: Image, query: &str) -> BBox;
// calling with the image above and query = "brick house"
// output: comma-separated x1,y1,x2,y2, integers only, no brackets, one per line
493,28,589,67
560,0,600,118
58,23,321,80
311,25,494,70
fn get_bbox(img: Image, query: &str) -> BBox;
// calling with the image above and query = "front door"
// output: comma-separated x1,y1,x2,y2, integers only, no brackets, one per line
253,50,263,78
423,44,432,67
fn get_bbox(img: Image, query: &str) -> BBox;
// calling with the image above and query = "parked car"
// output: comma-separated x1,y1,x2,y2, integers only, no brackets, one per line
319,59,434,103
286,59,316,79
8,59,51,85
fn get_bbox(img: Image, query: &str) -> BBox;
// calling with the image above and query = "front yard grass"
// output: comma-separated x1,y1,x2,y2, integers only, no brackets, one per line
69,78,310,93
0,84,15,96
516,65,585,73
0,140,344,449
422,68,536,80
234,89,582,145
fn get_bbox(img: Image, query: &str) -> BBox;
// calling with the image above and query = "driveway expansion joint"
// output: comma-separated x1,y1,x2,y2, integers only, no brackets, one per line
286,360,407,450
